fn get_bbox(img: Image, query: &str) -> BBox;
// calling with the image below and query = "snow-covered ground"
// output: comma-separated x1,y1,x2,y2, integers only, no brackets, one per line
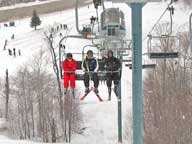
0,0,64,11
0,1,190,143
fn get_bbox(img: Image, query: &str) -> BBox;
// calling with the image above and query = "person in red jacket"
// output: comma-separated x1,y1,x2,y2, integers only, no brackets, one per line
62,53,77,94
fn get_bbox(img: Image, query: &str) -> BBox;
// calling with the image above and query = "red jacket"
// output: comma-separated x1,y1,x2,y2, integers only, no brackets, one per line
62,59,77,74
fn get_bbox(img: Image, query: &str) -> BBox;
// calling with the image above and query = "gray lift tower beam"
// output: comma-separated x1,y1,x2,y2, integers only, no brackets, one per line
105,0,161,144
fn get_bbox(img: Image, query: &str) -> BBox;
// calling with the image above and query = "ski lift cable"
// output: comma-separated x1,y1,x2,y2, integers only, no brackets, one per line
102,0,105,10
95,8,100,32
147,35,152,54
142,0,175,42
168,6,173,36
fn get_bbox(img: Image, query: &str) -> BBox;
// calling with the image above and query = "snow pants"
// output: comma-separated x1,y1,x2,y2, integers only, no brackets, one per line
106,72,120,88
64,73,76,88
84,72,99,88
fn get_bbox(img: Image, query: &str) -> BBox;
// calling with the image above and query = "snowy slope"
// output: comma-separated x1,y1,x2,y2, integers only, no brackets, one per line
0,1,190,144
0,0,61,11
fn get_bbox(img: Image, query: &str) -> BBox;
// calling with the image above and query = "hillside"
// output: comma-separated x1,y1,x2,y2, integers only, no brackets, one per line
0,0,91,22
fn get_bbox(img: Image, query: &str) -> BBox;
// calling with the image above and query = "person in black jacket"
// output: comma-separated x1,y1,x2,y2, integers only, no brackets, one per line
82,50,99,94
104,50,121,99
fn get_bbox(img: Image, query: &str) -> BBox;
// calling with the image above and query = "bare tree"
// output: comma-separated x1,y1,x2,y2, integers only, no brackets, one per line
44,32,65,141
182,0,192,6
143,23,192,144
44,30,82,142
7,50,61,142
2,28,82,143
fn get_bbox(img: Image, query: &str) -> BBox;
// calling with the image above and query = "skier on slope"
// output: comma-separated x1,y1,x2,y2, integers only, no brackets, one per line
104,50,121,100
82,50,99,94
62,53,77,94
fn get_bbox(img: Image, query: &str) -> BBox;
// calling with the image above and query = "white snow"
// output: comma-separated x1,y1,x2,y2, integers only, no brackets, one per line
0,0,61,11
0,1,190,143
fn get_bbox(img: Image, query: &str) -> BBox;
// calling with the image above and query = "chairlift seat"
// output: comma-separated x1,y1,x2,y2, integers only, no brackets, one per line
149,52,179,59
75,60,107,81
126,64,156,69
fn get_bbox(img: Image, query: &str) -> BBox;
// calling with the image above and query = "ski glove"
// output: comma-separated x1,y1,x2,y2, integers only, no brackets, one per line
67,71,75,74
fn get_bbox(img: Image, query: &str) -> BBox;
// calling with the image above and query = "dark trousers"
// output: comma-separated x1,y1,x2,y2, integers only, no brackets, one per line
106,72,120,88
84,72,99,88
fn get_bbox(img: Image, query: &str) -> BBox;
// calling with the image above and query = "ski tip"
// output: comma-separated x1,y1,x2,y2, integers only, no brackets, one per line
95,94,103,102
80,97,85,100
80,94,88,101
97,97,103,102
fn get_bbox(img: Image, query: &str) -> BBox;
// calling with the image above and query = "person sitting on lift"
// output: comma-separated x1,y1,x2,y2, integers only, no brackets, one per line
62,53,77,94
104,50,121,100
82,50,99,94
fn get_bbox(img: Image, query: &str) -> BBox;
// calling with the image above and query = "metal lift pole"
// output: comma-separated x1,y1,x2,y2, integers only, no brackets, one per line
118,77,122,143
189,12,192,52
130,3,143,144
75,0,82,34
117,53,122,143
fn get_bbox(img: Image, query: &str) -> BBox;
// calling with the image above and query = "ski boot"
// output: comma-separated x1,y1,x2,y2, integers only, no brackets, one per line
85,87,89,94
108,87,111,101
114,85,119,99
64,88,68,95
72,88,75,98
94,87,99,94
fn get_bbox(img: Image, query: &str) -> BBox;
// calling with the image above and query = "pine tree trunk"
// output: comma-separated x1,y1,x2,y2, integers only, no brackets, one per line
30,100,35,137
51,118,57,143
5,69,9,120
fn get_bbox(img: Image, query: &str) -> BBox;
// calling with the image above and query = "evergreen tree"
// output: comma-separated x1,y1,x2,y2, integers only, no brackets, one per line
30,10,41,30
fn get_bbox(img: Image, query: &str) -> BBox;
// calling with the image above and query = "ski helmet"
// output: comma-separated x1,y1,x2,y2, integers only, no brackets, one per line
87,50,93,55
66,53,72,58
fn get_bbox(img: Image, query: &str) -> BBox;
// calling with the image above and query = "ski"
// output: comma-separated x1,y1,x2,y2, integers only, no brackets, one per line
80,88,103,102
80,94,86,100
95,94,103,102
80,93,89,100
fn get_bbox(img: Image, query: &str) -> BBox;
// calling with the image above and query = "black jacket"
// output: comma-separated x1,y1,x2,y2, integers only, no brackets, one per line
105,57,120,71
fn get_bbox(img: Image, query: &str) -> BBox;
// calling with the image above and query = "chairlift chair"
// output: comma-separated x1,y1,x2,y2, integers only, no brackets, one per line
125,62,156,69
81,24,94,38
124,56,156,69
75,45,107,81
147,35,179,59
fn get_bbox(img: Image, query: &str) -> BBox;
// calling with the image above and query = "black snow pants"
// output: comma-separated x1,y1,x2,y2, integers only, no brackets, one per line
84,72,99,88
106,72,120,88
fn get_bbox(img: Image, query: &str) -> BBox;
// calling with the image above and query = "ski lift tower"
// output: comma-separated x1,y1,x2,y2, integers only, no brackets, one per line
105,0,161,144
